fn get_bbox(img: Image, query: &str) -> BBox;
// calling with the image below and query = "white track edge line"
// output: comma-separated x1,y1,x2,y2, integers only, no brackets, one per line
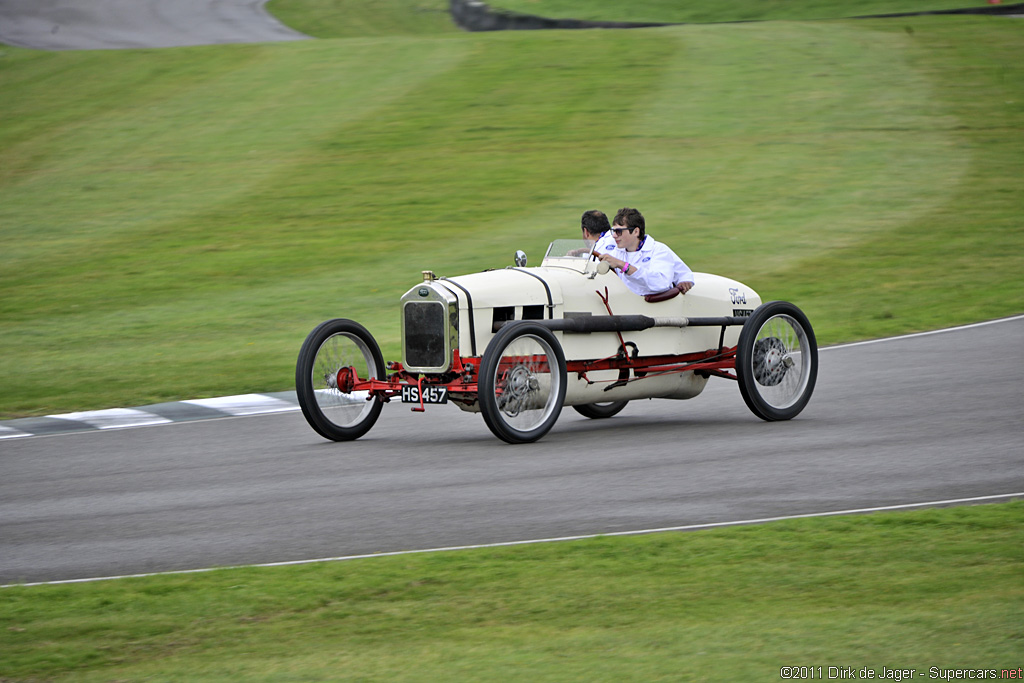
821,313,1024,350
5,491,1021,588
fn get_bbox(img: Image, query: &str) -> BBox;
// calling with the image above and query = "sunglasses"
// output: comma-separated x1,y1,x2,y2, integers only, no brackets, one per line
610,227,635,236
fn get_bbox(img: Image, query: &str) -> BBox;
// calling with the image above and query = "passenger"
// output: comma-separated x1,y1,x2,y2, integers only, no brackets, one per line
596,207,694,297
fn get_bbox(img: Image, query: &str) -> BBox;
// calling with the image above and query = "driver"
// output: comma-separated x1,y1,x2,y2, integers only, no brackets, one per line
596,207,694,297
568,209,614,257
581,209,614,253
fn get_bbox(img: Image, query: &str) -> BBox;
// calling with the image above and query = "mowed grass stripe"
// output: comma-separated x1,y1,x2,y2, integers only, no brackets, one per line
562,22,969,279
0,39,469,264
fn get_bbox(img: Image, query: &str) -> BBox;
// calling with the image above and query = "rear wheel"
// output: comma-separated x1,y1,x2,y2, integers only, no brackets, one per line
736,301,817,421
479,323,567,444
296,319,385,441
572,401,629,419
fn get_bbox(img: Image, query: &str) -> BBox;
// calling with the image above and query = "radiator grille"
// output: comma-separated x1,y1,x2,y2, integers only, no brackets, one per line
404,301,446,369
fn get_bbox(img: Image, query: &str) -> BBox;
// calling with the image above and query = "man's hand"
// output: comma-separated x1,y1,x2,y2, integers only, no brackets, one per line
597,253,627,272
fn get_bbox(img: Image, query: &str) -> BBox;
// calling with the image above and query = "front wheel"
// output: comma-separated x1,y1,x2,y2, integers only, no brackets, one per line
296,318,385,441
736,301,817,421
572,401,629,419
479,323,567,444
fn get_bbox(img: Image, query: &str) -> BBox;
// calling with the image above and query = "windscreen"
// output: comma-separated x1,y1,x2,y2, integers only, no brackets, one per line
543,239,596,260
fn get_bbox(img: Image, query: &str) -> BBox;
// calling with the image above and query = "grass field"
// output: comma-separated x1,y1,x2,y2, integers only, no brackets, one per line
2,502,1021,680
2,4,1022,680
2,10,1021,417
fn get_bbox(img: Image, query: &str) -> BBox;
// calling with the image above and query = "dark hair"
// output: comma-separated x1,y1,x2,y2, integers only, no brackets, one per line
613,207,645,239
581,210,610,238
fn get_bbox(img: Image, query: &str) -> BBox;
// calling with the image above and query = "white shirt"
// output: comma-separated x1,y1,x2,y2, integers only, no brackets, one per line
569,233,614,259
584,232,615,256
600,235,694,296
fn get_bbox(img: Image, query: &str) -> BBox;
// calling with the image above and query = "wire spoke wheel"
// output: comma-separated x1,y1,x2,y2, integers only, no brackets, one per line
296,319,384,441
736,301,817,421
480,323,566,444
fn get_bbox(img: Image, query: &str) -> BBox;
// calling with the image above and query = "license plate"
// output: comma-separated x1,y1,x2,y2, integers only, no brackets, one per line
401,385,448,404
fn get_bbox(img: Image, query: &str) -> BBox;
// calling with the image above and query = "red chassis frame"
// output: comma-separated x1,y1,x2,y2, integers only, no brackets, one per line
336,343,739,413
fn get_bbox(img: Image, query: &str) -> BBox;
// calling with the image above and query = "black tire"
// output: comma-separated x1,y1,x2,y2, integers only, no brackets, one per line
296,318,385,441
572,401,629,419
736,301,817,421
479,323,567,444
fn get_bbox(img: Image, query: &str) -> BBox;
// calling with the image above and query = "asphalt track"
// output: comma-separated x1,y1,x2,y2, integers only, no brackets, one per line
1,4,1022,586
1,317,1022,585
0,0,309,50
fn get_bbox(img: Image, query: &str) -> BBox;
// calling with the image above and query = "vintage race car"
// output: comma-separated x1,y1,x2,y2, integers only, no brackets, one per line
296,239,818,444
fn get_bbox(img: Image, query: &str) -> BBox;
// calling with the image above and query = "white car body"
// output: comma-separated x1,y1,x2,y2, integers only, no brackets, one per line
404,239,762,409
